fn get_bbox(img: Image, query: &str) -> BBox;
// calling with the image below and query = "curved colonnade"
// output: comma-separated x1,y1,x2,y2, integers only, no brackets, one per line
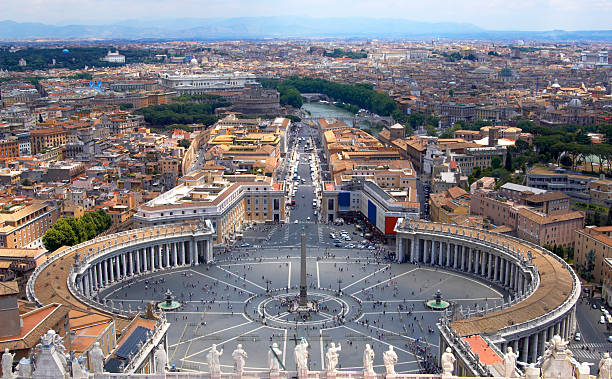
27,223,214,319
395,219,580,366
27,218,579,371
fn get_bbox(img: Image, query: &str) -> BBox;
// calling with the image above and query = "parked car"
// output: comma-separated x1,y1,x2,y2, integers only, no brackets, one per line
600,316,606,324
574,333,582,341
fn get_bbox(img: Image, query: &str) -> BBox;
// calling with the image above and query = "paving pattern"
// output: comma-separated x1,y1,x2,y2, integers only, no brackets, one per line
101,246,506,373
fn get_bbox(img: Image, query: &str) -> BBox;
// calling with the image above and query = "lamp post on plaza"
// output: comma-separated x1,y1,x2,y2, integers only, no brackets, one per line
266,279,272,293
337,278,343,295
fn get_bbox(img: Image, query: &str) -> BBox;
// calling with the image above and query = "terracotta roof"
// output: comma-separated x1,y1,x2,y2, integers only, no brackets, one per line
522,192,569,203
447,186,468,200
0,303,69,351
517,208,584,225
462,335,502,365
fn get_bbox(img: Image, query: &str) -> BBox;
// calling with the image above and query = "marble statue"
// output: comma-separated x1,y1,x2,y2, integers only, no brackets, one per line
89,342,105,374
540,336,574,379
503,346,519,378
207,344,223,375
268,343,282,372
525,363,541,379
154,344,168,374
441,347,456,377
383,345,398,376
1,348,14,379
294,338,309,372
71,356,86,379
363,344,375,375
16,358,30,379
232,344,248,373
325,342,342,373
600,353,612,379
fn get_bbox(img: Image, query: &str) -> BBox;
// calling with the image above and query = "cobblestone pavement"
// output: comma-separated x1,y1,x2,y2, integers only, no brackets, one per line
101,245,506,373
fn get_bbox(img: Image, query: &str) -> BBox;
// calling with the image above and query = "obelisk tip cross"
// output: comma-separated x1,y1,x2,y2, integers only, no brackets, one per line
299,227,307,306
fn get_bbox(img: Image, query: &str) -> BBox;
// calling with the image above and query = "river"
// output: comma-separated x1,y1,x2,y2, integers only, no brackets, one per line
301,102,356,127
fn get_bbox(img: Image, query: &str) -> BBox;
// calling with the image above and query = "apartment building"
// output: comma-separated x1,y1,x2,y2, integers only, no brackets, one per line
516,208,584,248
526,166,597,201
429,187,470,224
588,175,612,207
575,226,612,284
471,183,583,246
0,139,20,159
0,199,60,249
29,128,68,155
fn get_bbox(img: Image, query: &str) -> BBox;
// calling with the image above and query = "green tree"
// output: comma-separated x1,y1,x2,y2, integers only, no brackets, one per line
178,139,191,149
425,125,438,137
491,156,502,170
408,113,425,128
560,155,573,168
505,152,513,171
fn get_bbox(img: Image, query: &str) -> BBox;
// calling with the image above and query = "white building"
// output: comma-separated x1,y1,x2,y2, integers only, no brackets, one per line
159,71,257,94
101,50,126,64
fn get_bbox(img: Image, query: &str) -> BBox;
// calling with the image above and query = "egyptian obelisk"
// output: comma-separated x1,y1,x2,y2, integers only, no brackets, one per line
299,227,307,306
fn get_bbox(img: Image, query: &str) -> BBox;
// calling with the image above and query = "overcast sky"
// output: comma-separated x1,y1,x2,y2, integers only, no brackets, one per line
2,0,611,31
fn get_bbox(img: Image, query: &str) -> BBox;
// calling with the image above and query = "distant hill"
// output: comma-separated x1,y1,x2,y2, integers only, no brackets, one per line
0,18,611,41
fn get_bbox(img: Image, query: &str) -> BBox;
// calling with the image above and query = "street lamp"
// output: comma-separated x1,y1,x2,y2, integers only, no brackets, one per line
266,279,272,293
337,278,343,295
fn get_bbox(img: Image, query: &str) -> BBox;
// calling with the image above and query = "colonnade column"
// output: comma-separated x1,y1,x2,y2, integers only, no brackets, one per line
410,237,416,262
173,242,178,266
505,259,511,287
136,249,141,274
487,253,493,279
437,241,443,265
180,242,186,265
96,263,101,288
206,240,213,263
480,251,486,276
531,332,539,363
88,268,94,293
453,244,458,269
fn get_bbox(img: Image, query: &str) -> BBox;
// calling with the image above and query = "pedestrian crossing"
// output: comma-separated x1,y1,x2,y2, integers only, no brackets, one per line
570,342,611,361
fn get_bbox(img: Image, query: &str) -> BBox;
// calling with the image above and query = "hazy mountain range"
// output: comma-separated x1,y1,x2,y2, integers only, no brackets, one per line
0,17,611,41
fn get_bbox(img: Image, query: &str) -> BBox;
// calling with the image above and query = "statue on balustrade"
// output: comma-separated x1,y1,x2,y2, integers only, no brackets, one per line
232,344,248,374
363,344,375,375
441,347,456,377
154,344,168,374
294,338,309,372
503,346,519,378
325,342,341,373
383,346,398,376
540,335,575,379
268,342,282,373
207,344,223,375
600,353,612,379
89,342,105,374
1,348,14,379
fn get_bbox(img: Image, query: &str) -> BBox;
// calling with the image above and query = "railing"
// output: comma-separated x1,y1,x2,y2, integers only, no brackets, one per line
65,224,214,316
27,223,212,307
398,220,580,339
403,222,540,317
96,372,490,379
